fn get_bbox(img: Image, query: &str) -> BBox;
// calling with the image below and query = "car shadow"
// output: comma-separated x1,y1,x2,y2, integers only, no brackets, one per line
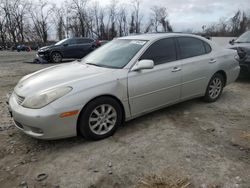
236,74,250,83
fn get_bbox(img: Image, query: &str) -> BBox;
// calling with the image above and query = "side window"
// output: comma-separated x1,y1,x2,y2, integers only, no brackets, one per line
77,38,93,44
67,39,76,45
177,37,206,59
203,41,212,53
139,38,177,65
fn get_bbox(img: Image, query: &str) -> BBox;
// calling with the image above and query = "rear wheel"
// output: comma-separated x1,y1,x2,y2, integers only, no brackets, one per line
51,52,62,63
204,73,224,102
78,97,122,140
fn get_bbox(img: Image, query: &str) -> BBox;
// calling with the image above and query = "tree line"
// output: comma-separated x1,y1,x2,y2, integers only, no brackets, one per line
0,0,249,49
0,0,173,48
203,10,250,37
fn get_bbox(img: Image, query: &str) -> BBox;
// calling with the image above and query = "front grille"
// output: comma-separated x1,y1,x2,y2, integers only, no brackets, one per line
14,93,25,105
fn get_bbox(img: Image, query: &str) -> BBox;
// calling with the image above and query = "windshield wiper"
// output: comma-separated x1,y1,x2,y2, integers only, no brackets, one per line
86,62,104,67
85,62,120,69
235,41,250,43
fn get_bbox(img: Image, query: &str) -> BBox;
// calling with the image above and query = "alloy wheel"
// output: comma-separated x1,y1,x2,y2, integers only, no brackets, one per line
52,53,61,63
88,104,117,135
208,77,222,99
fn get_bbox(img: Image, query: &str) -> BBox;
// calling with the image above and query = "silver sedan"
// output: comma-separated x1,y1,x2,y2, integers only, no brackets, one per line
8,33,240,140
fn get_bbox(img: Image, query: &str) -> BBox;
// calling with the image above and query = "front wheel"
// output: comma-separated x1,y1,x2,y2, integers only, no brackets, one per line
204,73,224,102
50,52,62,63
78,97,123,140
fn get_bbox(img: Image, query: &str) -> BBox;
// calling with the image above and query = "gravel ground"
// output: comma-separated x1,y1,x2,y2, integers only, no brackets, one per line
0,51,249,188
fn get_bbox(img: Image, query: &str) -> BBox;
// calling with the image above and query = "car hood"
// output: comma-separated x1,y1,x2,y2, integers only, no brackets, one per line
227,43,250,49
14,61,115,97
38,45,57,51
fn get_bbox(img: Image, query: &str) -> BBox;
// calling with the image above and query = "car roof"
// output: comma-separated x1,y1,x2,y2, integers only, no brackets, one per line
118,33,204,41
70,37,93,40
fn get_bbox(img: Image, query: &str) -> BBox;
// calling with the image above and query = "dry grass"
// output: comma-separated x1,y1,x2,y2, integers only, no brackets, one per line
136,170,192,188
240,132,250,141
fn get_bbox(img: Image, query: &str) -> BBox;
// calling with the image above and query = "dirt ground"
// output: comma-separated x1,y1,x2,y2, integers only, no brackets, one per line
0,51,249,188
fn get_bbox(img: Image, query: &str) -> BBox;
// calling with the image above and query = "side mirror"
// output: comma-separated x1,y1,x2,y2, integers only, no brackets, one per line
131,59,154,71
63,43,68,47
229,39,235,45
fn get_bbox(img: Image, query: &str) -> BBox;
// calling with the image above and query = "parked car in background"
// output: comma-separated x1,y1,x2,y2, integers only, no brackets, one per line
17,44,31,52
37,37,98,63
228,30,250,75
8,33,240,140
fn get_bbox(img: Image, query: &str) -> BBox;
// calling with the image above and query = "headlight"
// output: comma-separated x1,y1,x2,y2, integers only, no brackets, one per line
22,86,72,109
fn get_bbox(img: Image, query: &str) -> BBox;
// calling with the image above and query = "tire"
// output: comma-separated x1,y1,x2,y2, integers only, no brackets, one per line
50,52,62,63
204,73,224,103
78,97,123,140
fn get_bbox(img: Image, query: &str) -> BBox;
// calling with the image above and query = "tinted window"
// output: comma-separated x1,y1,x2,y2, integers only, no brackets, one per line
177,37,206,59
77,38,93,44
203,42,211,53
139,38,177,65
67,39,76,45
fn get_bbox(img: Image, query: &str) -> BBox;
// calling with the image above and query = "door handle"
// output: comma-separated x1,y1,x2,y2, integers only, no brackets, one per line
209,59,216,64
172,67,182,72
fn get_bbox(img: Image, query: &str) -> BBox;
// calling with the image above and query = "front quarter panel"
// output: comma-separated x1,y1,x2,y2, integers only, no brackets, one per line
49,69,131,119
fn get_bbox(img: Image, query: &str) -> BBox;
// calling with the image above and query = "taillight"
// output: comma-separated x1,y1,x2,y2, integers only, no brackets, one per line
96,40,101,46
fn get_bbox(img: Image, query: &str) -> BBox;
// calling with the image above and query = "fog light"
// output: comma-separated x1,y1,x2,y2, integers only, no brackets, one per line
30,127,43,134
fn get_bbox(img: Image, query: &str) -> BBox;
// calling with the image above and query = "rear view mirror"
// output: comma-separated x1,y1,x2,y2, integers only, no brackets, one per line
131,59,154,71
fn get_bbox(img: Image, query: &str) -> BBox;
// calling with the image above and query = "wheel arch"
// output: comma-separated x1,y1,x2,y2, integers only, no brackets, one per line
215,70,227,86
76,94,125,136
50,50,63,57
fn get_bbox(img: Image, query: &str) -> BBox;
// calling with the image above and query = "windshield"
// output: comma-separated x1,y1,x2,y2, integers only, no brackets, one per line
82,39,147,68
55,38,68,45
235,31,250,43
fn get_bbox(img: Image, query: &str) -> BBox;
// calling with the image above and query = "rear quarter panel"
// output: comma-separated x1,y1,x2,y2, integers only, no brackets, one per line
213,48,240,85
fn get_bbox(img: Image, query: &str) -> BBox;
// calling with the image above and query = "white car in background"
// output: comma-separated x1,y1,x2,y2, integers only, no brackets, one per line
8,33,240,140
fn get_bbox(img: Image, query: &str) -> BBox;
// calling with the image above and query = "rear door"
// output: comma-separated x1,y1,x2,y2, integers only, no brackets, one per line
76,38,94,58
128,38,182,116
176,37,214,100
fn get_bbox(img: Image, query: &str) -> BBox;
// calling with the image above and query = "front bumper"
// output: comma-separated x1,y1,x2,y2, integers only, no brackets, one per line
37,51,50,60
239,59,250,74
8,93,78,140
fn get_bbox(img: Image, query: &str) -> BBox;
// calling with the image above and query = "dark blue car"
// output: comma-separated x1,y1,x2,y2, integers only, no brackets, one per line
37,37,99,63
229,31,250,75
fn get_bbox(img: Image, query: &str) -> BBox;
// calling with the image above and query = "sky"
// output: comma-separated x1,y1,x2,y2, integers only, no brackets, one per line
52,0,250,32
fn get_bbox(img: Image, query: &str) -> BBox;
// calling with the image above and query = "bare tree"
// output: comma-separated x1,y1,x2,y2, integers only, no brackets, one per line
30,0,54,43
205,10,250,36
117,7,127,36
0,6,7,47
52,6,66,40
131,0,141,33
107,0,118,39
150,6,173,32
129,13,135,34
69,0,89,37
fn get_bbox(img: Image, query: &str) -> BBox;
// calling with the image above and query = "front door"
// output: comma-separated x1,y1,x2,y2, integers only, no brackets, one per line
61,39,78,58
128,38,182,117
